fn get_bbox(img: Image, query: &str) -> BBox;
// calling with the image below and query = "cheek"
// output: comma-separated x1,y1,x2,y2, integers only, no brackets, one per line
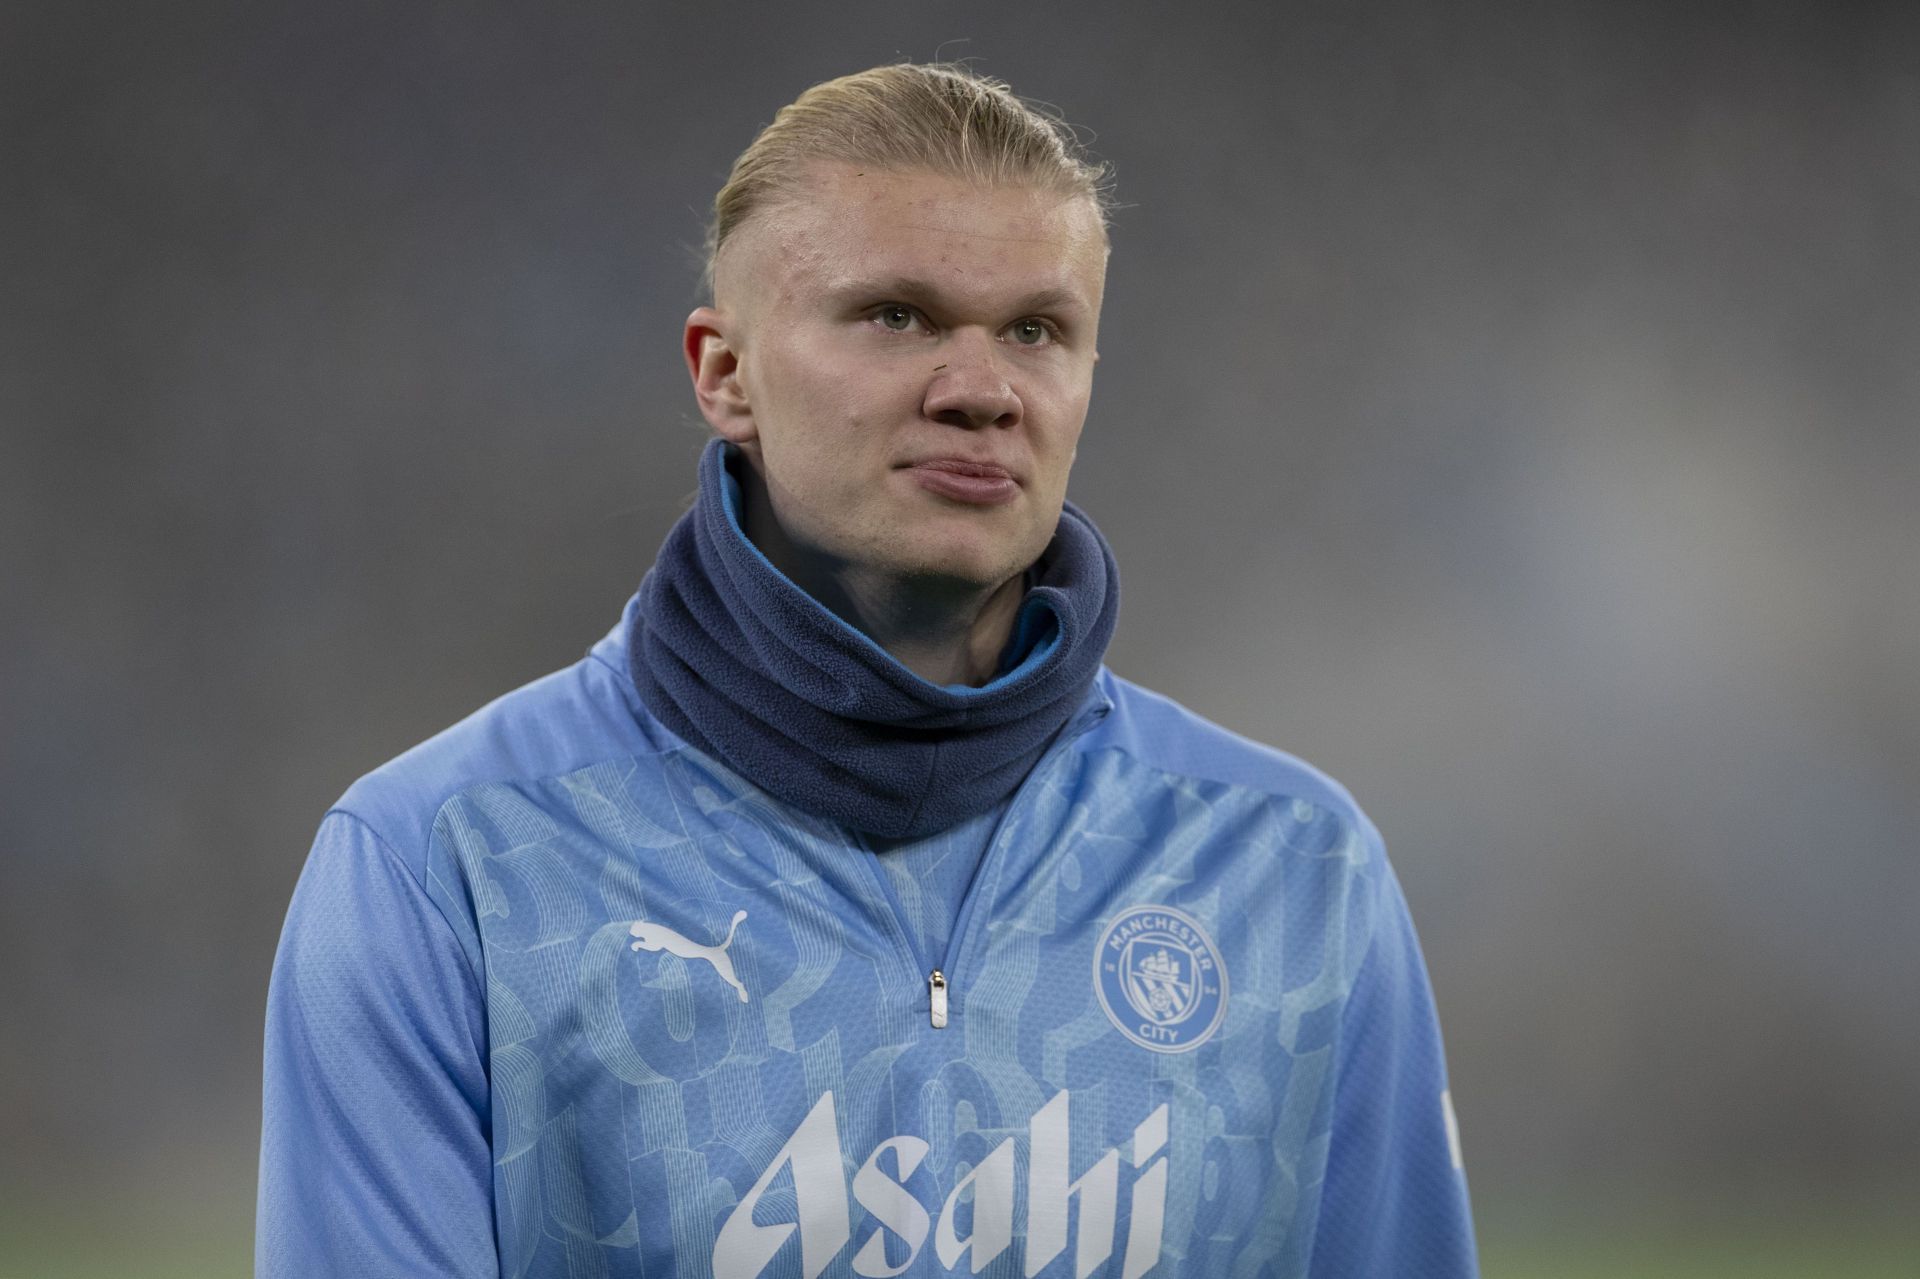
1034,379,1092,454
756,368,884,507
798,373,915,455
769,342,890,430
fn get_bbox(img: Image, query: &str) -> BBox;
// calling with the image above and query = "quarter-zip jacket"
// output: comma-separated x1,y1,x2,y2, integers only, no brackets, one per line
258,592,1478,1278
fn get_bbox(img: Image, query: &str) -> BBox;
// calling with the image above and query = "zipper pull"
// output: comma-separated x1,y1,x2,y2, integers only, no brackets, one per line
928,970,949,1029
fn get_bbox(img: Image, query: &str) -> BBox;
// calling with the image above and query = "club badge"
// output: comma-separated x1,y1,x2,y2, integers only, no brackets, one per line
1093,904,1228,1052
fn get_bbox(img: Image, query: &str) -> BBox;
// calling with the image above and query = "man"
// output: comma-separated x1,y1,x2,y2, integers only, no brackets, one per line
258,63,1477,1278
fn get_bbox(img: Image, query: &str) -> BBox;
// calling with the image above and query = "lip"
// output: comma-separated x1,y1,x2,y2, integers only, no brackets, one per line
903,457,1020,506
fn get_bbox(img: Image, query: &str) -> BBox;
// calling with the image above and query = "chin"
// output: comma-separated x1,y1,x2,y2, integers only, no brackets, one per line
888,534,1039,591
853,496,1051,588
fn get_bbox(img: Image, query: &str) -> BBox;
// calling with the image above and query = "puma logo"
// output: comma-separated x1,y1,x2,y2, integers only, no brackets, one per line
629,910,750,1003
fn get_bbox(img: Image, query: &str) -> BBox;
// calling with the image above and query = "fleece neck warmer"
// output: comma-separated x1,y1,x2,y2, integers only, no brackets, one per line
629,438,1119,839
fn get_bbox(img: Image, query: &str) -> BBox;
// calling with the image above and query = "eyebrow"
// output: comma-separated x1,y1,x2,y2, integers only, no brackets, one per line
829,276,1088,316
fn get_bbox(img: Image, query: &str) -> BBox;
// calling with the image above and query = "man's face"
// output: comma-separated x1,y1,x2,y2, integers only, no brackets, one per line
687,161,1108,592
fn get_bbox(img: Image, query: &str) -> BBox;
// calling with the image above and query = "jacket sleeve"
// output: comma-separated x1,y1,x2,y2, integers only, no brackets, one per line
256,809,497,1278
1307,859,1479,1277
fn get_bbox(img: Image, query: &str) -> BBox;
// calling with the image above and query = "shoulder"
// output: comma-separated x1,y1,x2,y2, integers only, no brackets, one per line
1080,667,1384,855
330,618,661,872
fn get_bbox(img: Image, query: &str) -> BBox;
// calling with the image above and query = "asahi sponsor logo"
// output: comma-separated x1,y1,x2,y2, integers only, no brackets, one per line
713,1089,1170,1279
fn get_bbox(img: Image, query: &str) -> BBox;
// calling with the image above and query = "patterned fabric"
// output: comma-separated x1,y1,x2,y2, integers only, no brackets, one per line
865,803,1007,975
258,594,1478,1278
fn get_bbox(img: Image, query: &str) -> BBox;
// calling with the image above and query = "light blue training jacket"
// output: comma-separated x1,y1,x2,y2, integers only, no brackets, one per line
257,591,1478,1277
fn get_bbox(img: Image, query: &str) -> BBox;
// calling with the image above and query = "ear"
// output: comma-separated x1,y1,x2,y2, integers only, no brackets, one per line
684,306,756,444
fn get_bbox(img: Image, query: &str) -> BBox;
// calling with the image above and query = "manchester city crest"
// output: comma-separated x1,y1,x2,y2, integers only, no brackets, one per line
1093,904,1228,1052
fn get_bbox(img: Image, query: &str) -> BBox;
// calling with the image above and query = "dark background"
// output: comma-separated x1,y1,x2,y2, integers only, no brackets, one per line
4,1,1917,1274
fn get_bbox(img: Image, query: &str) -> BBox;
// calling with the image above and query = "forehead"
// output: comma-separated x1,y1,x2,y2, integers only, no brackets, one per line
720,161,1108,311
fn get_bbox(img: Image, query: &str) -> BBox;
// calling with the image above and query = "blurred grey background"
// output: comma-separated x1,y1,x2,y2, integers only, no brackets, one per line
3,1,1916,1274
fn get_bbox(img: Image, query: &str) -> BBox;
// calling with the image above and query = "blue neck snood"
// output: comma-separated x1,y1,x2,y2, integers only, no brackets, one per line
629,439,1120,839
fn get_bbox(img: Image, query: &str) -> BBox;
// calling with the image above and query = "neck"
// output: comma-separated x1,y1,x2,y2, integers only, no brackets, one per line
627,434,1121,838
739,473,1025,687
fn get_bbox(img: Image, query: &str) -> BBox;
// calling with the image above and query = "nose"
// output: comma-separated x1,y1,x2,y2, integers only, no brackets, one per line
922,329,1021,429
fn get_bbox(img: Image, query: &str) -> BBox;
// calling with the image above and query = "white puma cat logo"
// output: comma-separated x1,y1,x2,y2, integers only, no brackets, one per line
628,910,750,1003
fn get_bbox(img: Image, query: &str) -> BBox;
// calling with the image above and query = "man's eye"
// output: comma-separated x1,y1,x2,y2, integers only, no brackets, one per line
1008,318,1053,345
875,305,918,332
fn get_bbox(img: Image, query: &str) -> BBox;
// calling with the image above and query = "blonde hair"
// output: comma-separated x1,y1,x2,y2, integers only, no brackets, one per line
704,62,1111,297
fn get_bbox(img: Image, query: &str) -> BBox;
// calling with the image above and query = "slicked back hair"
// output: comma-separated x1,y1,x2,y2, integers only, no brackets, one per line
703,62,1111,299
